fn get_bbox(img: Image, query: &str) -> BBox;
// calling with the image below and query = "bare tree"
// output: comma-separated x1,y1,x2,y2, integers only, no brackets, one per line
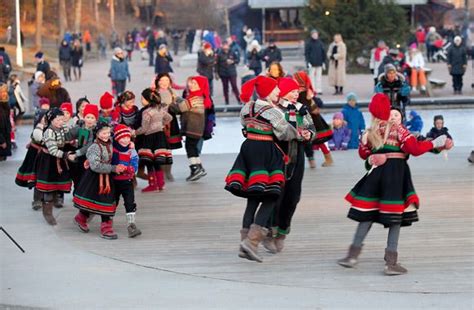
35,0,43,49
74,0,82,33
93,0,99,23
109,0,115,30
59,0,68,39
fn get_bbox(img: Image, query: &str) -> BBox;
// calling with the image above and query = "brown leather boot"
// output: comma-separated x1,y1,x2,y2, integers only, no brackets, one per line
384,249,407,275
42,202,57,225
337,245,362,268
321,153,334,167
240,224,268,262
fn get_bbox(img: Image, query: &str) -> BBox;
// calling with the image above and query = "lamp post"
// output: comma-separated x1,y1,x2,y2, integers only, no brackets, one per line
15,0,23,67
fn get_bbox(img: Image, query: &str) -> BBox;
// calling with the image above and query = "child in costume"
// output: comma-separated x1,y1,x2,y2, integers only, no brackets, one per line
327,112,351,151
112,124,141,238
73,121,127,239
225,75,299,262
60,102,75,129
338,94,450,275
99,91,117,124
116,91,139,128
134,88,172,192
71,96,90,125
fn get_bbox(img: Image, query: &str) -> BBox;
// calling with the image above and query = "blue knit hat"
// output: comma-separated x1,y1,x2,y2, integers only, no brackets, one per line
346,92,358,102
35,51,44,59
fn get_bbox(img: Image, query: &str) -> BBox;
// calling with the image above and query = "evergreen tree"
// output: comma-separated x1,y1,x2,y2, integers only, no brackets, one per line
303,0,410,67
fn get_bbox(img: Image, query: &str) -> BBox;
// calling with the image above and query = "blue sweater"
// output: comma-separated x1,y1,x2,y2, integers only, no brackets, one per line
341,104,365,149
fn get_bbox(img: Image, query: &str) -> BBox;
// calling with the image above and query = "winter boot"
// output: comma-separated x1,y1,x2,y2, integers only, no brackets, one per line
74,212,90,232
262,228,278,254
155,170,165,191
197,164,207,177
308,157,316,169
162,164,175,182
186,165,204,182
32,189,42,210
100,220,118,240
274,234,286,253
240,224,268,263
338,86,343,95
136,165,148,180
42,202,57,226
54,194,64,208
333,87,339,95
468,151,474,163
126,213,142,238
321,153,334,167
141,174,158,193
337,245,362,268
384,249,407,275
238,228,252,259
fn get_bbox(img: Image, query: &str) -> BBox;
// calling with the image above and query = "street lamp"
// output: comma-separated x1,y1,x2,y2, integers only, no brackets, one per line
15,0,23,67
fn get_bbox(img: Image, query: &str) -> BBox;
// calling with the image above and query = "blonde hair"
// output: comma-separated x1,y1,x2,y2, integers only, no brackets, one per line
366,117,391,150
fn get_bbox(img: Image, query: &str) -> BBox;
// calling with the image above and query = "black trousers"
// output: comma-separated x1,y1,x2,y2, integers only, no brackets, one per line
452,74,463,91
113,80,126,96
148,49,154,66
185,136,200,158
303,142,314,159
242,197,276,229
114,179,137,213
274,143,305,233
220,75,240,105
80,209,110,222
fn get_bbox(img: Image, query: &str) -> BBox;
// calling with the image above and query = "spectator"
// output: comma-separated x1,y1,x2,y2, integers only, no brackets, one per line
125,32,134,61
375,64,410,118
146,29,156,66
327,112,351,151
239,25,249,63
0,46,12,71
155,44,173,75
109,47,130,97
304,29,326,94
156,30,168,48
406,43,427,93
83,29,92,52
97,33,107,59
29,71,45,110
71,39,84,81
171,29,182,56
341,92,365,149
377,48,404,77
415,25,426,55
261,38,282,68
266,61,285,80
59,40,72,82
369,40,388,85
7,74,27,118
35,51,51,75
216,41,240,105
185,28,195,53
243,29,255,64
197,42,216,96
447,36,468,95
247,40,263,76
426,26,442,62
37,75,71,109
0,84,12,161
327,34,347,95
0,56,10,83
406,110,423,136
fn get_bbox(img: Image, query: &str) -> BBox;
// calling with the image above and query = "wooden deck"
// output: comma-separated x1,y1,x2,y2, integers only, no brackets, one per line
16,147,474,295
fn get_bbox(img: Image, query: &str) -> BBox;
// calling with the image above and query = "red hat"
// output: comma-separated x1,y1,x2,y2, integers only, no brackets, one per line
369,93,391,121
293,71,314,94
100,91,114,110
240,76,278,103
278,77,300,98
83,104,99,120
60,102,73,116
203,42,212,50
114,124,131,142
188,76,212,109
39,97,50,107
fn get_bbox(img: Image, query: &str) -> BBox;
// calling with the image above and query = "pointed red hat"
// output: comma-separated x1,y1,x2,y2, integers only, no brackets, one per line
240,76,278,103
278,77,300,98
100,91,114,110
83,104,99,120
369,93,391,121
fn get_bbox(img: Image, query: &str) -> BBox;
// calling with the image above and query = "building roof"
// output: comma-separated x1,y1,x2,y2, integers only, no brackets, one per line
248,0,307,9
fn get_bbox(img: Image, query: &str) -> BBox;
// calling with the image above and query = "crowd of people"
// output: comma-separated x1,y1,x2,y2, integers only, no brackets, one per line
0,21,469,277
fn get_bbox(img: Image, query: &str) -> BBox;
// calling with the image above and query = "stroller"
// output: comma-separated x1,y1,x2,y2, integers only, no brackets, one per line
432,39,451,62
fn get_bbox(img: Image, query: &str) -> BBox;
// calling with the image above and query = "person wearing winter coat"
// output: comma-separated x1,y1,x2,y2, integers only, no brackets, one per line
29,71,45,110
35,52,51,76
406,110,423,136
0,84,11,161
155,44,173,75
342,92,365,149
369,40,388,85
261,38,282,68
197,42,216,95
71,39,84,81
8,74,27,118
426,115,453,142
109,48,130,97
426,26,442,62
304,29,326,94
328,112,351,150
447,36,468,94
246,40,263,76
216,41,240,105
37,75,71,109
377,48,404,77
375,64,410,118
406,44,427,92
0,55,11,83
327,34,347,95
58,40,72,81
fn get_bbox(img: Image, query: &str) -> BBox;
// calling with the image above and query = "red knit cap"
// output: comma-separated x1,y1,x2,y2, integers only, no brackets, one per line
114,124,131,142
60,102,73,116
278,77,300,98
39,97,50,107
83,104,99,120
203,42,212,50
100,91,114,110
369,93,391,121
240,76,278,103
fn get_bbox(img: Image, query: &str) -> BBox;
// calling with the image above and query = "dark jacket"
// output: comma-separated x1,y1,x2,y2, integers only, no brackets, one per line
0,51,12,67
341,104,365,149
447,45,467,75
197,51,215,79
155,53,173,74
37,79,71,109
71,47,83,67
377,55,404,77
304,38,326,67
247,49,263,73
426,127,452,140
36,60,51,75
147,33,156,51
262,45,282,67
0,101,12,157
216,49,239,77
59,44,72,62
0,63,10,83
375,73,410,107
